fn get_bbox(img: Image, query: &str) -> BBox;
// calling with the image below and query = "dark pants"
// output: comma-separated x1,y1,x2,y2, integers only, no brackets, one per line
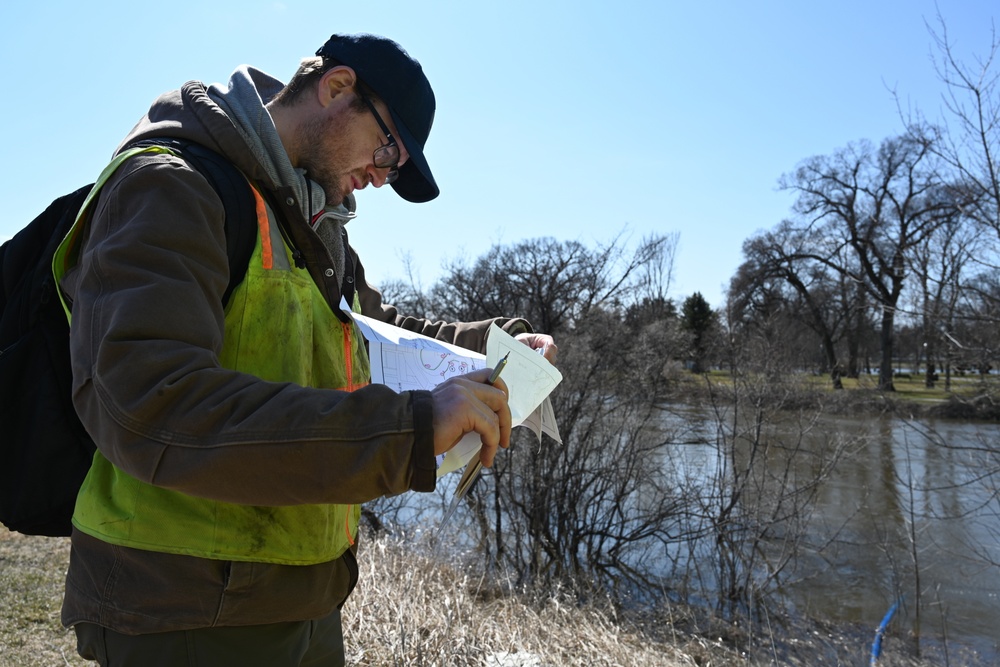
74,609,345,667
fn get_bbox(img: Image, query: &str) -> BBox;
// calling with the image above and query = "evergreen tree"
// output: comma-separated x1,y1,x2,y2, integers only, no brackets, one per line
681,292,716,373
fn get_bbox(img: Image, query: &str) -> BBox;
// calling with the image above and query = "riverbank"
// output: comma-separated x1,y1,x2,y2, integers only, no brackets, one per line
672,369,1000,421
0,528,980,666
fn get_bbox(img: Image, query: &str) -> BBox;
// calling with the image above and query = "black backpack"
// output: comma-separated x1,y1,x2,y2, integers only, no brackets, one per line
0,139,257,536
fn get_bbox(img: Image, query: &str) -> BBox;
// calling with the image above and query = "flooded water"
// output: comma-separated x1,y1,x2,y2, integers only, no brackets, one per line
661,406,1000,661
788,416,999,659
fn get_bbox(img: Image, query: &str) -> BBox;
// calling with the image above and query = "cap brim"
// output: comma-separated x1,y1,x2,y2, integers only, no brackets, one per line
388,108,439,203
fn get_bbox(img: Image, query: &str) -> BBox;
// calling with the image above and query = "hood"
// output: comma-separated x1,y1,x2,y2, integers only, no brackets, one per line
116,79,277,192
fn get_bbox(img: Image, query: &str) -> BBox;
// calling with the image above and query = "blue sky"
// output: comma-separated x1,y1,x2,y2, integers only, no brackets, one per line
1,1,995,309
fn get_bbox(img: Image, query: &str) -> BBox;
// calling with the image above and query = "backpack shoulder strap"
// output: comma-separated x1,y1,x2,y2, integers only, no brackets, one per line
128,138,257,306
194,144,257,306
51,145,176,320
51,140,257,317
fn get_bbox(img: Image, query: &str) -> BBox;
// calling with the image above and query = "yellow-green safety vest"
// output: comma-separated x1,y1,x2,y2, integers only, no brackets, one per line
54,146,369,565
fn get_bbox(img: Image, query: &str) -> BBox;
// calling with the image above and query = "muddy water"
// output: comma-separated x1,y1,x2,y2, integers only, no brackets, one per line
665,407,1000,660
785,415,999,658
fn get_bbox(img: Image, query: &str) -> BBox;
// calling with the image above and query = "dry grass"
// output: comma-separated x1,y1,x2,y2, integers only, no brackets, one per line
343,534,703,666
340,534,970,667
0,531,83,666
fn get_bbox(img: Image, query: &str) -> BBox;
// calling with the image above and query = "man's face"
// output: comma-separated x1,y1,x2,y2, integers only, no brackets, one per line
297,91,409,205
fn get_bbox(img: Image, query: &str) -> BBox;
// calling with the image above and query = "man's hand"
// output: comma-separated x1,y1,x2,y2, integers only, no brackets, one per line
430,369,511,467
515,332,558,363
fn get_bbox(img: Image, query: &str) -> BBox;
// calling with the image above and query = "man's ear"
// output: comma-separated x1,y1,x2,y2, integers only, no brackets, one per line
317,66,357,108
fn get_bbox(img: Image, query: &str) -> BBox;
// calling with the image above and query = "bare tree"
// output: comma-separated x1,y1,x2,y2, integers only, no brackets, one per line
636,231,680,305
780,131,960,391
428,232,673,336
731,221,867,389
373,251,434,317
922,13,1000,248
678,321,859,620
908,215,980,387
375,231,695,598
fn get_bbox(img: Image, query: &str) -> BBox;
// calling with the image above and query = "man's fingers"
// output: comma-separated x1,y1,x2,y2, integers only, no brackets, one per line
430,373,512,464
515,332,559,364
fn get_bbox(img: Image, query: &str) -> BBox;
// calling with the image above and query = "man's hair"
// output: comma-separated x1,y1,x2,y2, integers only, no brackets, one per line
270,56,378,110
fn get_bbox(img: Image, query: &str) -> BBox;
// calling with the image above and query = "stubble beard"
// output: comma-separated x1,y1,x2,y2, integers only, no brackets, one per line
296,113,354,206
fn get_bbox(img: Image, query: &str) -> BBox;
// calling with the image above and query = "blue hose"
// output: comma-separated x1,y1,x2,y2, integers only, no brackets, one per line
870,597,903,666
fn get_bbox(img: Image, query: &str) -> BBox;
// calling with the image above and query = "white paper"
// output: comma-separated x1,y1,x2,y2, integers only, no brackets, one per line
342,300,562,477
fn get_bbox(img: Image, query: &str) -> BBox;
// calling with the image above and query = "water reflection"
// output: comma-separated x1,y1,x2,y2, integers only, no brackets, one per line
661,406,1000,659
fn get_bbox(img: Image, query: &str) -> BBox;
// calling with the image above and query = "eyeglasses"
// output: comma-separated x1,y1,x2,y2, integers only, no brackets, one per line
357,90,400,185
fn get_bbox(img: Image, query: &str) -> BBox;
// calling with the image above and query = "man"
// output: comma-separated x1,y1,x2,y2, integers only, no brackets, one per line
59,33,556,666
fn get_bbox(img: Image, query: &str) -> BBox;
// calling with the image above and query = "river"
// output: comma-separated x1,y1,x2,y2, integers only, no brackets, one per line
660,405,1000,662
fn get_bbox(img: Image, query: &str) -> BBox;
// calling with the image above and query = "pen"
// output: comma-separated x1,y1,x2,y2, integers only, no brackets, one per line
488,351,510,384
439,352,510,532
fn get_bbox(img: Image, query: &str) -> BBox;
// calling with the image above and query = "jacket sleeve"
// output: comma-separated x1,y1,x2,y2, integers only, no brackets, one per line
351,246,532,355
62,153,436,506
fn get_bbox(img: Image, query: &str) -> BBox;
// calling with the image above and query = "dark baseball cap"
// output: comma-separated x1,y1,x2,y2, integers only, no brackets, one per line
316,33,438,203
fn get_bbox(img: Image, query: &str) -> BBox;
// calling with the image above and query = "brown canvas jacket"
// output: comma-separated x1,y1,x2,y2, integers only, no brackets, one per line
61,78,528,634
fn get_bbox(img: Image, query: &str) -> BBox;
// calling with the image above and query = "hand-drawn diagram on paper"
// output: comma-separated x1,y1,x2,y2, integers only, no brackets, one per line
340,299,562,477
369,343,484,392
